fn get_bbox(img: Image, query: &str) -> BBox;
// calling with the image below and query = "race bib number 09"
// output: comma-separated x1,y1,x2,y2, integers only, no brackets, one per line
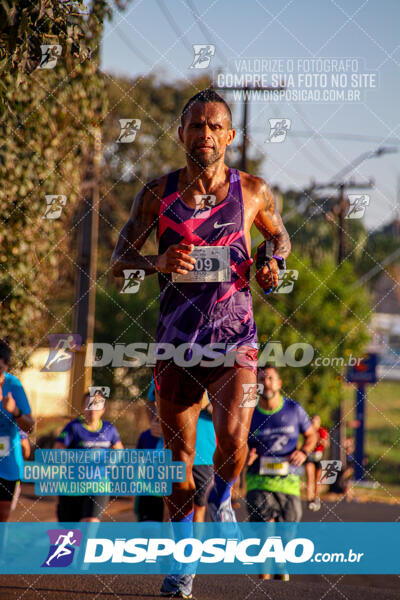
259,456,289,476
172,246,231,283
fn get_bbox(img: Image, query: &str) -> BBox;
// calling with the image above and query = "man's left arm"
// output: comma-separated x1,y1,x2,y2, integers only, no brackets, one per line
253,181,291,290
289,426,319,467
1,383,34,433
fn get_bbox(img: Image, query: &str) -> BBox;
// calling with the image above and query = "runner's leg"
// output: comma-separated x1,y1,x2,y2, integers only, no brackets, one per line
158,396,201,521
315,464,322,498
156,362,203,596
305,461,315,502
208,366,256,511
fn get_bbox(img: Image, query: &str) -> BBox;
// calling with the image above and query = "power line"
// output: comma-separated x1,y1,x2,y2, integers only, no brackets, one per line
250,126,400,145
276,131,400,145
156,0,193,55
269,103,333,175
327,147,398,186
290,102,343,169
185,0,229,66
352,247,400,289
114,23,154,68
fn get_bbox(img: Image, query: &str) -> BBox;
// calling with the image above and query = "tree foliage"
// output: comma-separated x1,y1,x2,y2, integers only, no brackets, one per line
252,254,371,424
0,0,126,366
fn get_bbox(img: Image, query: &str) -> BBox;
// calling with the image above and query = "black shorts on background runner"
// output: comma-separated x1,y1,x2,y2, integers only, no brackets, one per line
0,477,18,501
135,495,164,522
305,450,323,470
246,489,302,522
57,495,109,521
192,465,213,507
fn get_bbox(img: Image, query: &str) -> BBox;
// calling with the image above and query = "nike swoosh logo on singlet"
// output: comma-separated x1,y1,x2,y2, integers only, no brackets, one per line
214,222,235,229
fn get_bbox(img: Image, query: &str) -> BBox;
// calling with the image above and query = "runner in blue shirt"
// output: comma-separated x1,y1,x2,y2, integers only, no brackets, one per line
0,341,34,521
135,417,165,522
54,391,123,522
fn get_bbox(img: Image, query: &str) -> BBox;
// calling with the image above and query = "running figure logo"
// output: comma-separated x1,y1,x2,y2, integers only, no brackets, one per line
121,269,145,294
117,119,141,143
41,334,82,372
345,194,370,219
240,384,264,407
39,44,62,69
274,270,298,294
87,386,110,410
42,529,82,568
319,460,342,484
43,195,67,219
267,119,291,143
190,45,215,69
194,194,216,218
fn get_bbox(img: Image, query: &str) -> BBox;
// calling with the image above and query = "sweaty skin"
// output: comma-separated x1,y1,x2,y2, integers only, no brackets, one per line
111,100,291,521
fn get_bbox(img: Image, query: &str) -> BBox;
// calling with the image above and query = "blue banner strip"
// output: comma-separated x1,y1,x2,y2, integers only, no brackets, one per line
0,522,398,574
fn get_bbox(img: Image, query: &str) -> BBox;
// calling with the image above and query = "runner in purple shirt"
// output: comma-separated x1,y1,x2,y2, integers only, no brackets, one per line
54,392,123,522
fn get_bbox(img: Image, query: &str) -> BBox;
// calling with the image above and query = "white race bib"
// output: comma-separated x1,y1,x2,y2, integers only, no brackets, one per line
172,246,231,283
0,436,10,457
259,456,289,476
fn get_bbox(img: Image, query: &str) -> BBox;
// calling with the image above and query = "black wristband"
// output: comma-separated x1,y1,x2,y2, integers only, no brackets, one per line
299,449,309,458
14,407,22,419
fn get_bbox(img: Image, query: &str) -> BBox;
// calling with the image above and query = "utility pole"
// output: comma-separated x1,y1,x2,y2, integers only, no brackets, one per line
338,183,345,264
241,96,248,171
69,127,102,416
314,179,374,264
212,85,285,172
311,178,373,468
324,180,374,264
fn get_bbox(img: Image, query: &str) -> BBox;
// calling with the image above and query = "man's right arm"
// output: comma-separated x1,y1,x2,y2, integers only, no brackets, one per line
111,178,196,278
111,180,161,277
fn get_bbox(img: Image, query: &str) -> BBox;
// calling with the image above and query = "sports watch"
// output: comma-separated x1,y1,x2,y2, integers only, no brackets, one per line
255,240,286,271
272,254,287,271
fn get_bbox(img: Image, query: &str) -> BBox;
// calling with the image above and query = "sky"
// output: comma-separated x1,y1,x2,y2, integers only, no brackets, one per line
100,0,400,231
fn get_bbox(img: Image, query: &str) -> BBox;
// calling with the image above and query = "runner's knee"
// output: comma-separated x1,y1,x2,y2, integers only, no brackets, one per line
216,434,247,457
165,440,196,466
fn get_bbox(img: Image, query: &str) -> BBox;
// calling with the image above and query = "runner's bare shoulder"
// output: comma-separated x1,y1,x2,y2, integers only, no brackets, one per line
136,174,168,214
236,171,271,208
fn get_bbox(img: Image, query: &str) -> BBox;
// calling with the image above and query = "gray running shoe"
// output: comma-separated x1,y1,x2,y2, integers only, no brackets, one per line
208,496,237,522
313,497,321,511
308,497,321,512
160,574,194,598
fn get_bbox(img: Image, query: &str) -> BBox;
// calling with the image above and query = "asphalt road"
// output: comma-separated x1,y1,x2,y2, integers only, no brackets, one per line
2,487,399,600
0,574,399,600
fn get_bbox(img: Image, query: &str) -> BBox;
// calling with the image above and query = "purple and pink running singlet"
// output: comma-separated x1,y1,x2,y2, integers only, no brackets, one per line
155,167,258,355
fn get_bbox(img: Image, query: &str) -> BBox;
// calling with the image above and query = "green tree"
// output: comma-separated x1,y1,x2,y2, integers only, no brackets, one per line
282,188,368,267
252,254,371,424
356,220,400,284
0,0,127,367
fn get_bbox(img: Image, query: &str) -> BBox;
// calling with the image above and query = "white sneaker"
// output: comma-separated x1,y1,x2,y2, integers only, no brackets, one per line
208,496,237,522
160,574,195,598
